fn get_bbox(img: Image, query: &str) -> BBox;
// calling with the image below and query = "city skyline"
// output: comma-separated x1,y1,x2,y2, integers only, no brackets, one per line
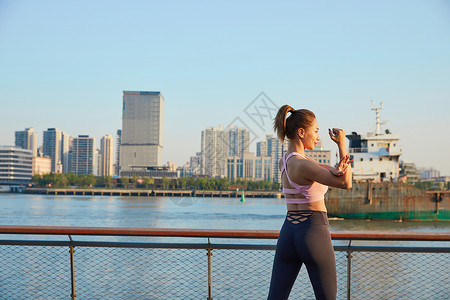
1,1,449,175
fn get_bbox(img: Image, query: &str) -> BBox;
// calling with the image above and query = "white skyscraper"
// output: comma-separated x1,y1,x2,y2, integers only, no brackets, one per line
201,126,226,178
100,134,114,176
200,125,251,178
15,127,38,157
119,91,165,175
266,135,287,183
225,126,250,157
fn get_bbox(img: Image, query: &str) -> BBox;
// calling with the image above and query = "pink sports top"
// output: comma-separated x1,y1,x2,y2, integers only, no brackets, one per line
281,152,328,204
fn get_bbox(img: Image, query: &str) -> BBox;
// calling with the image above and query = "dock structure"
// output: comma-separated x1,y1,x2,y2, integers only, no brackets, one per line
24,188,283,198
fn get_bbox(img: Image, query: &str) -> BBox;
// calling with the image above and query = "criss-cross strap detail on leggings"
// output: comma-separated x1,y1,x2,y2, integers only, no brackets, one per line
286,211,314,224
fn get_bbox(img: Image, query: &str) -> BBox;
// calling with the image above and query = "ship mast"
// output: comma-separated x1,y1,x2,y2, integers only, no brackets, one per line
371,100,384,135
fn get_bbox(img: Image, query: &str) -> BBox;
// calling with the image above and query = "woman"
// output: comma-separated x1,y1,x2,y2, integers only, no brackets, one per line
268,105,352,300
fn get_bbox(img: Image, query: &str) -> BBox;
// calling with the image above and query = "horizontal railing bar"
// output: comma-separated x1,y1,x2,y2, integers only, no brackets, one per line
0,240,277,250
331,231,450,241
1,240,448,253
1,225,450,241
0,240,71,246
333,246,450,253
0,225,278,239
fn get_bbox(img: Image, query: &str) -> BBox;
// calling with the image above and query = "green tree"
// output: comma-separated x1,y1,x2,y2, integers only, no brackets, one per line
178,177,188,189
120,176,129,189
263,180,272,191
65,172,78,186
131,175,139,188
186,177,195,189
57,173,68,188
271,181,281,191
142,177,154,189
103,175,113,188
32,175,41,186
414,180,433,190
216,178,230,191
162,176,169,189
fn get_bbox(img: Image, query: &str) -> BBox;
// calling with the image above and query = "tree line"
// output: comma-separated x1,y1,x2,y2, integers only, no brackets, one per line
31,173,281,191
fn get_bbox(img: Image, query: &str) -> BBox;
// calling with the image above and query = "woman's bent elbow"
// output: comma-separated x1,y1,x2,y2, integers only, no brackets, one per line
339,181,352,189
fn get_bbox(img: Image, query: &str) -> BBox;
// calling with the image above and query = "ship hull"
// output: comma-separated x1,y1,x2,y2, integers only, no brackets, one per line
325,182,450,221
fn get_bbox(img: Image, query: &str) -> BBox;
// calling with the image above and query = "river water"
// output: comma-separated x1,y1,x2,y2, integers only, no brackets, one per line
1,193,449,233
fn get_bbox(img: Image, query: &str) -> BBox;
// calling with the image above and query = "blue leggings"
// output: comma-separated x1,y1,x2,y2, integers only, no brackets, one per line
268,211,336,300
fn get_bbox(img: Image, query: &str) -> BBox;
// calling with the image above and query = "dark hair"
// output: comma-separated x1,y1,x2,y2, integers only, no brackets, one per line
273,105,316,142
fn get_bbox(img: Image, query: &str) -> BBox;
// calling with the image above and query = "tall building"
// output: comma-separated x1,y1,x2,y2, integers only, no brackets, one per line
70,135,95,175
43,128,62,173
100,134,114,176
201,126,226,178
225,126,250,157
201,126,251,178
256,138,269,157
0,146,33,185
119,91,164,175
61,132,71,173
15,127,38,157
42,128,71,173
265,135,287,183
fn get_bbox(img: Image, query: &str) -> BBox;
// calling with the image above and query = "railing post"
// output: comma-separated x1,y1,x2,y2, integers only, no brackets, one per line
69,235,77,299
207,238,213,300
346,240,352,300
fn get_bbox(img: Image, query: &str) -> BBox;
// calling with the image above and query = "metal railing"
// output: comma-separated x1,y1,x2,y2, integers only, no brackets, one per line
0,226,449,299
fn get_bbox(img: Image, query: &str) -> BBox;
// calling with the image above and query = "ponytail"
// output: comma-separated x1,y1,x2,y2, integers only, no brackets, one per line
273,105,316,142
273,105,295,142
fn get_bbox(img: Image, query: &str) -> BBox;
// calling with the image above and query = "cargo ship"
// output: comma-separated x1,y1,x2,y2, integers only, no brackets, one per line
325,102,449,221
325,182,450,221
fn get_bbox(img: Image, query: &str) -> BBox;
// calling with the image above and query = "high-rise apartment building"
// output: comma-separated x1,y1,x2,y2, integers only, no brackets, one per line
265,135,287,183
256,140,268,157
15,128,38,157
225,127,250,157
119,91,164,175
42,128,71,173
201,126,226,178
100,134,114,176
70,135,95,175
201,125,252,178
43,128,62,173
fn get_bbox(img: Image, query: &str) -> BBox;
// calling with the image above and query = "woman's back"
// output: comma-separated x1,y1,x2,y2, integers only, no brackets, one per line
279,153,328,212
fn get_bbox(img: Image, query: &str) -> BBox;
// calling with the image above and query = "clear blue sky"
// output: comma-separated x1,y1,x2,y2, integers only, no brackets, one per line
1,0,449,175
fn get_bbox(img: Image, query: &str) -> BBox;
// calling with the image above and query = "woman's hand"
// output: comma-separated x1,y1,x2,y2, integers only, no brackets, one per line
328,128,346,145
330,154,352,176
